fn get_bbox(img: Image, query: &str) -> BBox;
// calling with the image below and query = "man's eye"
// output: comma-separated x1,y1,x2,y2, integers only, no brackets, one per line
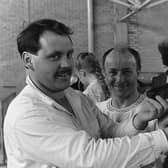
123,70,132,75
50,55,60,61
67,52,73,59
109,71,117,76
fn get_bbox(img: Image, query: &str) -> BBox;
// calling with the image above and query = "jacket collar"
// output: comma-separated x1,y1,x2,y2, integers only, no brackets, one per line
26,76,75,114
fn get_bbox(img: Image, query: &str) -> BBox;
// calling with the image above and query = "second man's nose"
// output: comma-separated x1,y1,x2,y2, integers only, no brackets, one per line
115,72,124,82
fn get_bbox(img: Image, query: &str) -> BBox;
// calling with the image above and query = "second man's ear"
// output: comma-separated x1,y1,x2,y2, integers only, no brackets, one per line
137,70,140,76
22,52,34,70
102,69,106,77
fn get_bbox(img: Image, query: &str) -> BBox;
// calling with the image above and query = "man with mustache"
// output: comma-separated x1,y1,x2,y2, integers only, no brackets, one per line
4,19,168,168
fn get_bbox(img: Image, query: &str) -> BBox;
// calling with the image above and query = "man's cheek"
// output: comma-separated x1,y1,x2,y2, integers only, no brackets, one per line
107,79,114,88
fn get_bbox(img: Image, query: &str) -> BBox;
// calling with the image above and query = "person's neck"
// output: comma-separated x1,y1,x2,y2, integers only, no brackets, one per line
111,91,140,109
29,75,66,102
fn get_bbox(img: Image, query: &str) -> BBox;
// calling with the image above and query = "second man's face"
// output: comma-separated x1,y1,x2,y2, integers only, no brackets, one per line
104,51,139,99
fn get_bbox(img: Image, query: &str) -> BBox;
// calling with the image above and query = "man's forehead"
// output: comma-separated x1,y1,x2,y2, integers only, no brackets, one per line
39,32,73,51
105,50,136,64
41,31,71,43
104,51,137,71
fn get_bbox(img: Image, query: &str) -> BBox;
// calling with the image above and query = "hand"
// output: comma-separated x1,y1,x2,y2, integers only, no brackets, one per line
162,127,168,140
159,115,168,129
157,98,168,129
133,96,168,130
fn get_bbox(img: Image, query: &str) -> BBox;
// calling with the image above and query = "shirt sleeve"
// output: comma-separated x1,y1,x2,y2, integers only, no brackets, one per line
14,108,168,168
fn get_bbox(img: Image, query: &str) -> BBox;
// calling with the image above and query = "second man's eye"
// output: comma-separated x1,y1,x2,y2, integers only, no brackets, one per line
109,70,117,76
67,53,72,59
122,70,132,75
67,51,73,59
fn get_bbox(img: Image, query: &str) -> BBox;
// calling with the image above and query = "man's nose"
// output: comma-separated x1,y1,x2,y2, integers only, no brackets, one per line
60,56,71,67
115,72,124,82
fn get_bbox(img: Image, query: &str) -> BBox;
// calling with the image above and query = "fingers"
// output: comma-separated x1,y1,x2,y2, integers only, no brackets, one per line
135,96,168,122
135,98,161,122
155,96,168,112
146,98,164,117
159,116,168,129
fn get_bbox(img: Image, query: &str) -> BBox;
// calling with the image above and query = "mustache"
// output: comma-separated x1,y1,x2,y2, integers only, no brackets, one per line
55,68,72,76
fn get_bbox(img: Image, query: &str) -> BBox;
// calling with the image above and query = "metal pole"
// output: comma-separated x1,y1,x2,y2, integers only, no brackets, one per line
87,0,94,53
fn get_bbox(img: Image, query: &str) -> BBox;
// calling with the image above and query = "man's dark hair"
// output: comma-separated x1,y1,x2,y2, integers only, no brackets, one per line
158,38,168,66
17,19,73,57
102,44,141,71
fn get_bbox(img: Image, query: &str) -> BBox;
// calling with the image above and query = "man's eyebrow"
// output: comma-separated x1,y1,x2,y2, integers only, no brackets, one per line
68,49,74,53
122,68,132,70
108,68,132,71
46,51,62,57
47,49,74,57
109,68,117,71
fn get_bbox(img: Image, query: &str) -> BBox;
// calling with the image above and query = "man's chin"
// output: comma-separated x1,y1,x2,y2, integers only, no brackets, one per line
54,82,70,91
46,85,69,93
113,90,125,97
43,81,70,93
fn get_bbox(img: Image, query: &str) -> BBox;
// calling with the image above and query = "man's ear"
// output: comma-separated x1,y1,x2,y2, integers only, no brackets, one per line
22,52,34,70
102,68,106,76
137,70,140,76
